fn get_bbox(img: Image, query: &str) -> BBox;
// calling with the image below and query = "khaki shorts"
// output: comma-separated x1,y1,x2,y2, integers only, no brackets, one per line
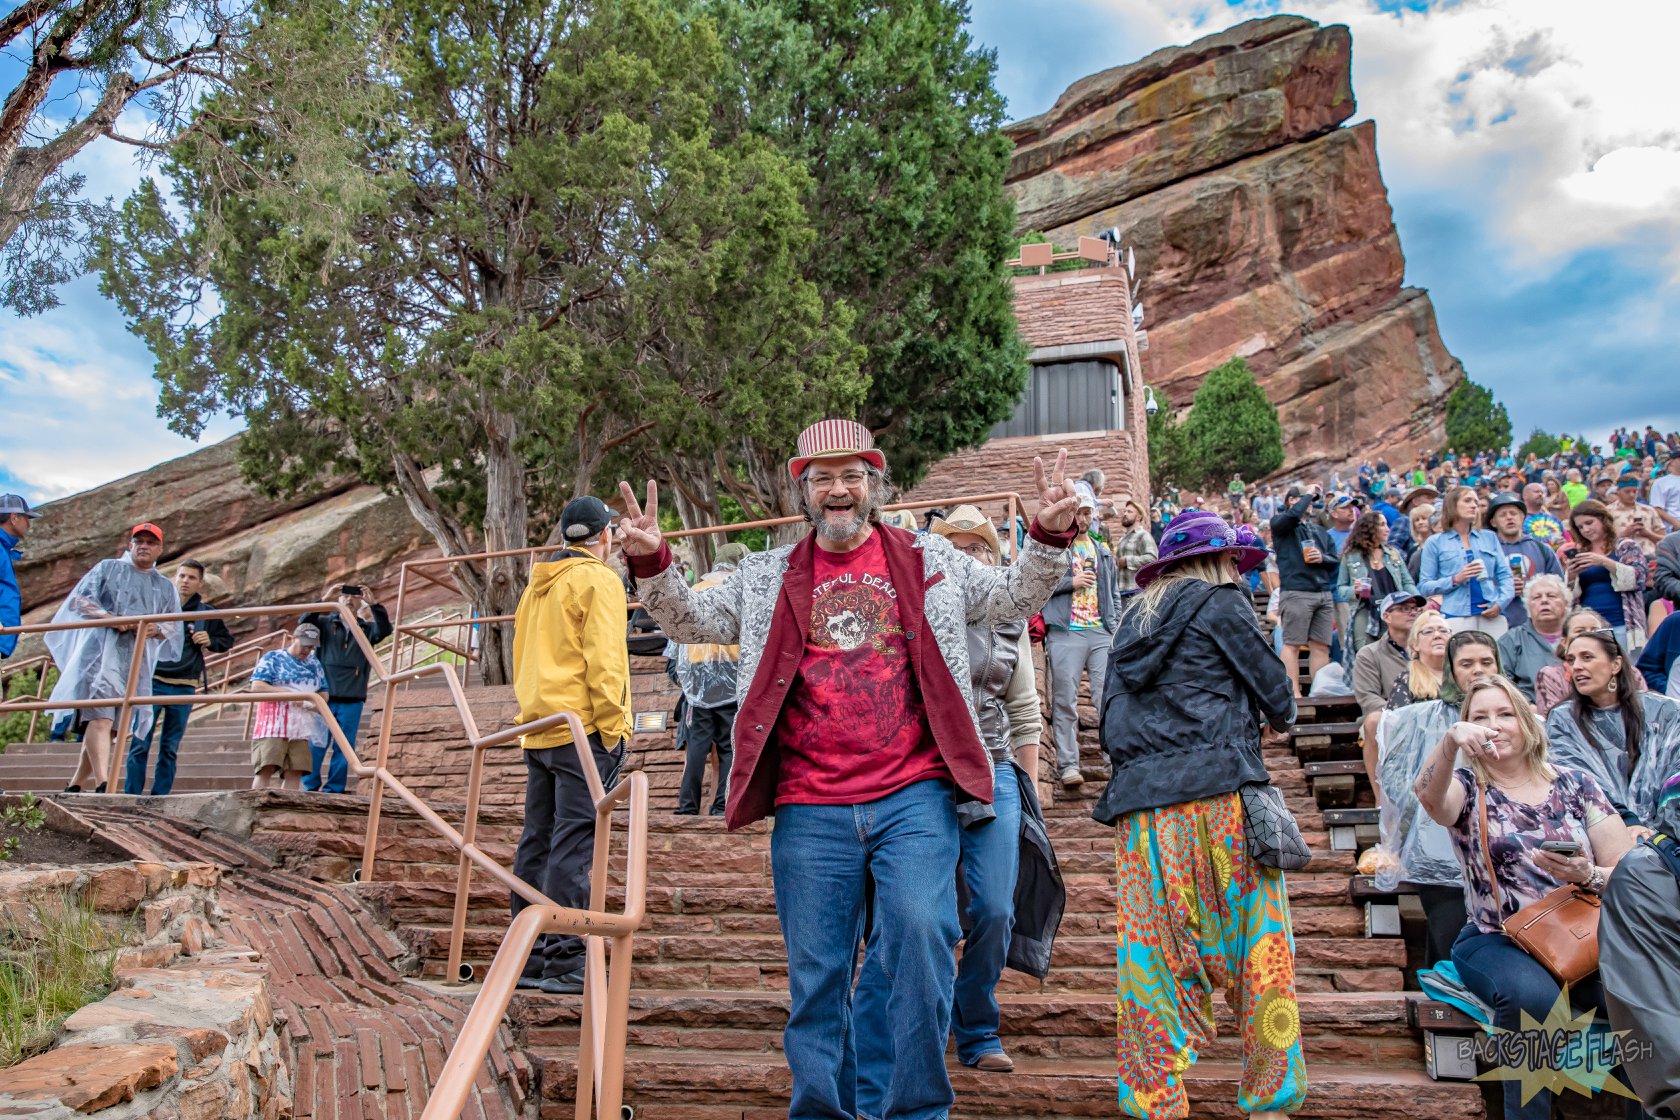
1279,589,1335,647
253,737,313,774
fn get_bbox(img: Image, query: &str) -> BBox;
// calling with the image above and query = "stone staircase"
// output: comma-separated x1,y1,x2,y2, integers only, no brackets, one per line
0,699,374,795
7,653,1493,1118
285,673,1487,1120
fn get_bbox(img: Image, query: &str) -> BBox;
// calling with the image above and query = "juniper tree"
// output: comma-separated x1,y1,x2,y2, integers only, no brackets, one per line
98,0,859,682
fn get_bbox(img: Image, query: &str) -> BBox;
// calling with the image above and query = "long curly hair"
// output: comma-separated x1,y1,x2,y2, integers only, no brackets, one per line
1345,511,1389,560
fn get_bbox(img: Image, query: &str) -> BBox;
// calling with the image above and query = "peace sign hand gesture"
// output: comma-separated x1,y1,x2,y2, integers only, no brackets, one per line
616,480,664,557
1033,449,1082,534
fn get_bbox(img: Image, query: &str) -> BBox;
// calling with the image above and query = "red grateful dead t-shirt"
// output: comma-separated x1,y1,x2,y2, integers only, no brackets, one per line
773,529,947,805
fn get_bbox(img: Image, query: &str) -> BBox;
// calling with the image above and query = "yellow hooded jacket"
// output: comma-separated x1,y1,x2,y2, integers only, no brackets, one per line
512,547,631,750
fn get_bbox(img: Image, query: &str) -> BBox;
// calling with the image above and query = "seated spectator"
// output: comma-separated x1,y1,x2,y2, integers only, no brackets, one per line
1355,591,1426,781
1599,773,1680,1118
1563,499,1648,653
1386,609,1451,709
1415,676,1634,1120
1337,511,1417,659
248,624,329,791
1534,607,1614,715
1546,628,1680,834
1496,575,1570,703
1377,630,1503,966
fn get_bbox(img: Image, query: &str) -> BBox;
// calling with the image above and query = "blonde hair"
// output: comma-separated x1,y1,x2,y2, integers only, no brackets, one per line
1459,675,1557,786
1406,609,1449,700
1131,553,1239,634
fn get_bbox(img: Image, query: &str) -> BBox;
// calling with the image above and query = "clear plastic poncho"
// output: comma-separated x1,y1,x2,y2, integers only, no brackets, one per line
1376,699,1466,888
44,556,183,739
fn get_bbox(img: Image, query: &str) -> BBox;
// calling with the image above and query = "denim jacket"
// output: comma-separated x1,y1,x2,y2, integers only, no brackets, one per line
1417,529,1515,619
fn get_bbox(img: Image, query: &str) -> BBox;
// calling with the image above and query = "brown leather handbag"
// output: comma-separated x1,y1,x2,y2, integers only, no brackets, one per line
1476,784,1601,984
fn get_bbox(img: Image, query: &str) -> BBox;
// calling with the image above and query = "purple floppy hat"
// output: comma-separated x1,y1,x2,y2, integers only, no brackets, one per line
1136,509,1269,589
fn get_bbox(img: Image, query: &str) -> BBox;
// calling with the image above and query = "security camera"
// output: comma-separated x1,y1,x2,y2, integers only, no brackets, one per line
1144,386,1160,417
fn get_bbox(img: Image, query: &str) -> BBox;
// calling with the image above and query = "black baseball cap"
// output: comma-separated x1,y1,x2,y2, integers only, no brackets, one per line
561,496,616,542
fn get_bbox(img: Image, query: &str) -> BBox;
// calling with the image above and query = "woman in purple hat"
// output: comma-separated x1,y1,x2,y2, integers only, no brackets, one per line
1095,510,1304,1120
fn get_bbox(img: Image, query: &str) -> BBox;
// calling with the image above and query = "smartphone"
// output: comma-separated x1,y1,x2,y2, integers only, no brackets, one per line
340,584,363,597
1538,840,1582,857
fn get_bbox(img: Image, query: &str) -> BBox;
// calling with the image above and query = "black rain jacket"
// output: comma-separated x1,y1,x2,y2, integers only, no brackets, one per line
1092,580,1295,824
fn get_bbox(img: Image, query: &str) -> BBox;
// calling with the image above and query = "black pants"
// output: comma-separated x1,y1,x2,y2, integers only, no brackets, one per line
677,704,735,816
510,733,625,979
1414,883,1469,969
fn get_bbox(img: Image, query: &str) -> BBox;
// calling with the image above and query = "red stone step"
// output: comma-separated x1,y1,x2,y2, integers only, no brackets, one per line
530,1048,1484,1120
510,988,1425,1067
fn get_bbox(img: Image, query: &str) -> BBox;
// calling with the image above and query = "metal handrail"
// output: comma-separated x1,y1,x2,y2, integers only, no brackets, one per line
0,602,648,1120
381,488,1032,685
0,653,53,741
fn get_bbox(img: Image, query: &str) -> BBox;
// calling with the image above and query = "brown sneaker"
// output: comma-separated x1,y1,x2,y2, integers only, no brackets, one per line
1058,767,1083,789
971,1051,1014,1073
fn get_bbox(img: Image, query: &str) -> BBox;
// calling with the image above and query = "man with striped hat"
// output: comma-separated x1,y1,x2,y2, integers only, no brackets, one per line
619,419,1080,1119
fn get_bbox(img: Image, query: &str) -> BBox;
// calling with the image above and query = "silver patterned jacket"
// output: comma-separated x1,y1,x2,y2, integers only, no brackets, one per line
629,521,1070,828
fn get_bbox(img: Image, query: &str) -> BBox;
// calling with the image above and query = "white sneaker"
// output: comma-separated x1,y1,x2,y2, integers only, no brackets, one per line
1059,767,1083,788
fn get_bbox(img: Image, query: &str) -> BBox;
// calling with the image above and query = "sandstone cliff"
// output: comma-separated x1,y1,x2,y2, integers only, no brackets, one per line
1007,15,1460,474
11,439,438,635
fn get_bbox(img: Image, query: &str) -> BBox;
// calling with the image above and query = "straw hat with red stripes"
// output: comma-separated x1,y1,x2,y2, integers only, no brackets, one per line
787,419,886,479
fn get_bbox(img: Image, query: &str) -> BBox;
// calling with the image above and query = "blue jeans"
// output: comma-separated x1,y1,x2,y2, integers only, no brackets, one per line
124,680,196,795
1452,926,1608,1120
856,761,1019,1117
303,699,363,793
771,779,961,1120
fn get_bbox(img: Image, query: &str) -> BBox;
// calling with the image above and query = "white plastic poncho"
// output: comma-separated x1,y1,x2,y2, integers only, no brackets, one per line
44,555,183,739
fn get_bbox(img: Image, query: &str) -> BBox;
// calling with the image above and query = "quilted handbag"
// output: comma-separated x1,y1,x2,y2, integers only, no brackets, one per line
1239,781,1312,871
1477,785,1600,984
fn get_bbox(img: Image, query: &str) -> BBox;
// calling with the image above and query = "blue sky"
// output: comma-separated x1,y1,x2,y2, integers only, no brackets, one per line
3,0,1679,502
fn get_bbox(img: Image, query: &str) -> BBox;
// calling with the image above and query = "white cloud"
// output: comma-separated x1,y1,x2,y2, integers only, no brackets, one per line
1086,0,1680,275
0,277,240,501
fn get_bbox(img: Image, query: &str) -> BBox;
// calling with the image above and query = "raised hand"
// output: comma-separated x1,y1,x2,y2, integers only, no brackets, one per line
616,480,664,557
1033,449,1081,534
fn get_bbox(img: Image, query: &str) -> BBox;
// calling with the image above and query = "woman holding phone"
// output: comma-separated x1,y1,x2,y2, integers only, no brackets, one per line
1418,487,1515,638
1415,675,1634,1120
1561,499,1648,653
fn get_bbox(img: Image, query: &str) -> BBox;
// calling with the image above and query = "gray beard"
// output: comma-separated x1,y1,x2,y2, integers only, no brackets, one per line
811,500,871,542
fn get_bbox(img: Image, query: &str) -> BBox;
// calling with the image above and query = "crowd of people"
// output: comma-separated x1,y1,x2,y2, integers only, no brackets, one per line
7,420,1680,1120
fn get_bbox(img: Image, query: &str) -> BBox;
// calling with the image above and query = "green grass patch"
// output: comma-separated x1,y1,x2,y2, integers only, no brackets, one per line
0,896,131,1066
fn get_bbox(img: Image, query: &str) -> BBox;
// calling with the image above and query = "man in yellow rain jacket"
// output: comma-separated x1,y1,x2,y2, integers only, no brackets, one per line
510,495,631,994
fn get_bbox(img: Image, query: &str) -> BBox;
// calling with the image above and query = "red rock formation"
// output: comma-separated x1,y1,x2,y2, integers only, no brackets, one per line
1007,14,1460,478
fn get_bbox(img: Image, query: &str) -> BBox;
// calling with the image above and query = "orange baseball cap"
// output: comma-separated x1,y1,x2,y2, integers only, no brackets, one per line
130,522,164,543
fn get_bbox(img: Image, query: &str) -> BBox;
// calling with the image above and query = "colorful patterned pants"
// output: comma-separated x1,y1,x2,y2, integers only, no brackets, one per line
1115,792,1308,1119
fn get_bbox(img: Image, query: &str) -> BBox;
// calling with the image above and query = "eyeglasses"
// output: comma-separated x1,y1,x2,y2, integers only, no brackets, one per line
806,471,869,490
